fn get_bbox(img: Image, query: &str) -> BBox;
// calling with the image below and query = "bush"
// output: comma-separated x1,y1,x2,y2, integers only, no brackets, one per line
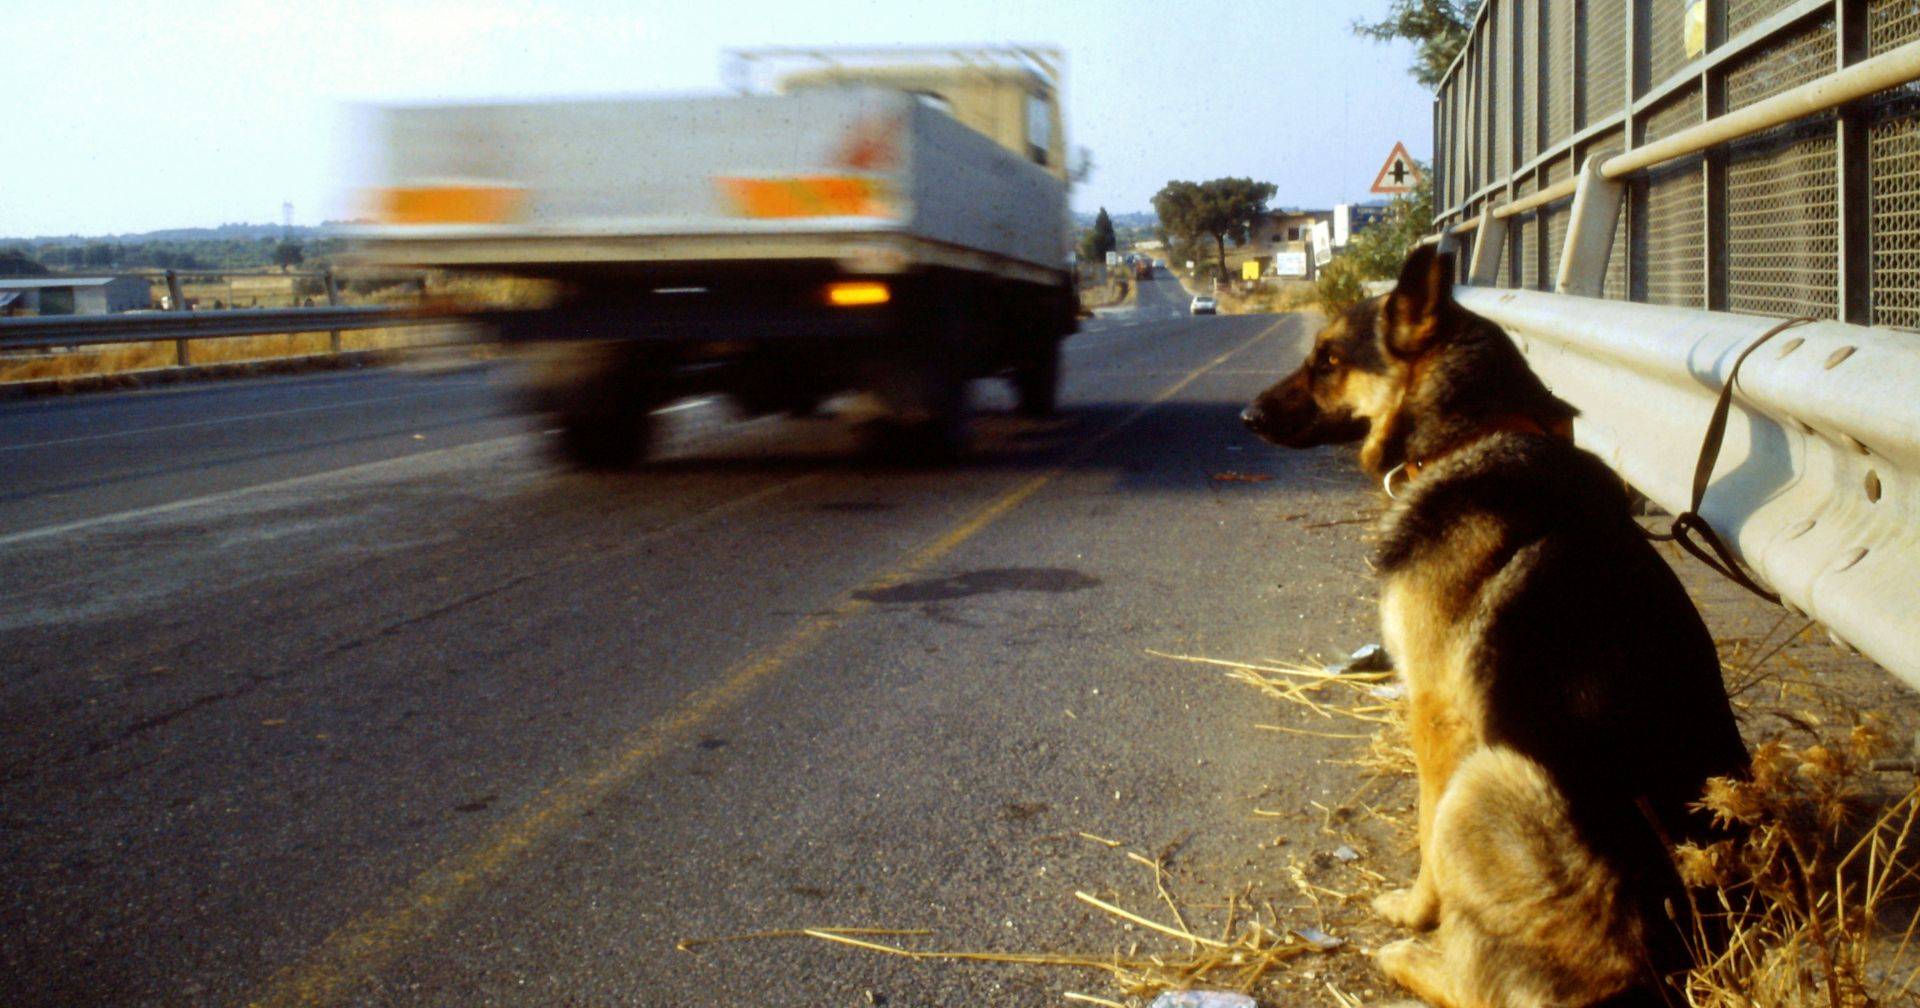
1312,257,1369,316
1303,164,1433,316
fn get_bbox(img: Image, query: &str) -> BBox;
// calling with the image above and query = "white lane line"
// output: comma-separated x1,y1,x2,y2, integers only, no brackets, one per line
0,434,530,548
0,384,491,453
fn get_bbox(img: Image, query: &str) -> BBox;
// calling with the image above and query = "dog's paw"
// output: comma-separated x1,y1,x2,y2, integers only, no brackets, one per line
1373,938,1445,1004
1372,886,1439,930
1373,937,1422,971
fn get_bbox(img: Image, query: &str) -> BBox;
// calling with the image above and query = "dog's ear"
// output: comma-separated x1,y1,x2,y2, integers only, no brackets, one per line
1382,245,1455,358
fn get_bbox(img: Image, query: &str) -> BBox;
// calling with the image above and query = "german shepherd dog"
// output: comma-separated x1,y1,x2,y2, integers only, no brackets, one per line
1241,247,1749,1007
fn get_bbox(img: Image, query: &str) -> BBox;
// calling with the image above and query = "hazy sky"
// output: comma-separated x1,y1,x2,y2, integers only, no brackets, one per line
1,0,1437,238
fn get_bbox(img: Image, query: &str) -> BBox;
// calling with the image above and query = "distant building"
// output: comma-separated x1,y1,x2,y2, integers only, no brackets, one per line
1333,201,1393,245
1251,208,1334,251
1238,202,1397,278
0,276,152,315
1241,209,1334,278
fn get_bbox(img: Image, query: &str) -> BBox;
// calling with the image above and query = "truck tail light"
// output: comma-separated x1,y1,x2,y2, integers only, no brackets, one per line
824,281,890,307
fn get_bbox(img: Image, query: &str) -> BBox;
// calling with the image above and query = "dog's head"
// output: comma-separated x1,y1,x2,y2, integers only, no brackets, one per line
1240,245,1461,473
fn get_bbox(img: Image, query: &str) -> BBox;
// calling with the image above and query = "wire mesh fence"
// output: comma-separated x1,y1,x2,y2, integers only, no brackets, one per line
1434,0,1920,332
1727,125,1840,317
1643,161,1708,306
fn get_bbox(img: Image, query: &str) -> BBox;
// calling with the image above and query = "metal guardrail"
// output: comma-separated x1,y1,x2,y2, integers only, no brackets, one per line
1429,0,1920,688
0,305,445,352
1458,286,1920,691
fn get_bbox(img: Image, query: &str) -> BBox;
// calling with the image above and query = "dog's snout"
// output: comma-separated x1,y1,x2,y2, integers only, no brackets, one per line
1241,405,1265,430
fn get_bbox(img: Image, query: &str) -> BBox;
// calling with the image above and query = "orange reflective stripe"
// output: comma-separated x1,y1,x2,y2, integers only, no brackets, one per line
377,186,524,225
716,176,890,218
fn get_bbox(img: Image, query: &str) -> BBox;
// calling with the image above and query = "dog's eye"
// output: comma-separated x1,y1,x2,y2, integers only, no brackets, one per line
1325,352,1342,368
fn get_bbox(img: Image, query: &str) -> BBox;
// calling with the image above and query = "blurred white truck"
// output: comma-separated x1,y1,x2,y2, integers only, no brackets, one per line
354,46,1080,465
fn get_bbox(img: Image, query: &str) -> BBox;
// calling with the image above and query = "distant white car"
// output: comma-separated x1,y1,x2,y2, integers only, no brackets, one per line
1190,295,1217,315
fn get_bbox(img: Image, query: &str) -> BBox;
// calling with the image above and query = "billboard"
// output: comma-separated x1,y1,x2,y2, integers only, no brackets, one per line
1310,221,1333,266
1271,250,1308,277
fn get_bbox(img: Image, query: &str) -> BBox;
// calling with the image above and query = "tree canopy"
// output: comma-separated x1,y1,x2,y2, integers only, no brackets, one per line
0,248,50,276
1152,177,1278,279
1091,208,1117,259
1354,0,1473,88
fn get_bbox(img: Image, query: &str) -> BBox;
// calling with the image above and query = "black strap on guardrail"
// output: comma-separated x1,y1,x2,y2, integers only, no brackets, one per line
1642,316,1820,607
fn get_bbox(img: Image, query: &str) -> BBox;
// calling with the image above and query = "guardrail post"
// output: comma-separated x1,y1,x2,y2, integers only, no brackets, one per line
1555,155,1626,296
324,269,342,355
1837,0,1873,324
1468,214,1510,286
165,269,190,366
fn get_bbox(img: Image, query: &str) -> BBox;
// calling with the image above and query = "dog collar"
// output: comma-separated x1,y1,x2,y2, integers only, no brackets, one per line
1385,414,1573,499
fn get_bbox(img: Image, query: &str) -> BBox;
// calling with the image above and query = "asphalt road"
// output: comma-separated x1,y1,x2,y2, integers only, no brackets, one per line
0,274,1390,1007
9,274,1893,1007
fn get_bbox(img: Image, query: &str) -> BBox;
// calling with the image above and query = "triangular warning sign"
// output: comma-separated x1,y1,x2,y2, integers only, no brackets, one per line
1370,142,1422,194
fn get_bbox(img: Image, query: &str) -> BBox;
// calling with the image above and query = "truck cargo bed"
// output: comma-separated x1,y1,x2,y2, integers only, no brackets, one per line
354,87,1068,284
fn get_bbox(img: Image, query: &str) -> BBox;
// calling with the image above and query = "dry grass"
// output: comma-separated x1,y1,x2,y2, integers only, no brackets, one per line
0,326,473,384
1168,644,1920,1008
672,649,1409,1003
672,636,1917,1005
1080,278,1138,312
1213,282,1317,317
0,270,552,385
1678,727,1920,1006
675,838,1343,1003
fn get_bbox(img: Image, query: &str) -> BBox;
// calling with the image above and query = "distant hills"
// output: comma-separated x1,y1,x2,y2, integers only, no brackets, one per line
2,223,347,246
1071,210,1157,229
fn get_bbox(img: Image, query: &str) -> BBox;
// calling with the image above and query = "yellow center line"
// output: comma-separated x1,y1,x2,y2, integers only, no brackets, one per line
243,314,1295,1008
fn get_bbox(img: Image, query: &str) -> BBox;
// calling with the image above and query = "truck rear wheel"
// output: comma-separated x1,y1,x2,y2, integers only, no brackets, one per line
536,343,662,470
864,351,969,461
864,285,972,461
556,402,655,469
1011,338,1062,417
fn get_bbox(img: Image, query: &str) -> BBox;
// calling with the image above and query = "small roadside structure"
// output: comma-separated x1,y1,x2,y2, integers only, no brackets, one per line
1251,208,1334,251
0,276,152,316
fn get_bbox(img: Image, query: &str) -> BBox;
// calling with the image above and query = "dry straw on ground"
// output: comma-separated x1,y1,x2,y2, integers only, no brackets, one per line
675,637,1915,1006
676,846,1339,1001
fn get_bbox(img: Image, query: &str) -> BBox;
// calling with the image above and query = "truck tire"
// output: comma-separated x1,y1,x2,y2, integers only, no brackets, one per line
1011,337,1062,417
557,401,655,470
864,350,969,461
541,343,661,470
864,284,972,461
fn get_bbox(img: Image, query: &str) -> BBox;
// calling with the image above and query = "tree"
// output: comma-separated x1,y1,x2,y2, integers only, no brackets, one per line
1091,207,1117,259
1354,0,1473,88
273,241,304,272
1076,227,1105,264
1152,177,1278,280
0,248,49,276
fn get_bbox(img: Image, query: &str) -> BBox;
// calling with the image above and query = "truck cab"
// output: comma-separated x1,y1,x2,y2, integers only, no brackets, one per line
770,55,1069,181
